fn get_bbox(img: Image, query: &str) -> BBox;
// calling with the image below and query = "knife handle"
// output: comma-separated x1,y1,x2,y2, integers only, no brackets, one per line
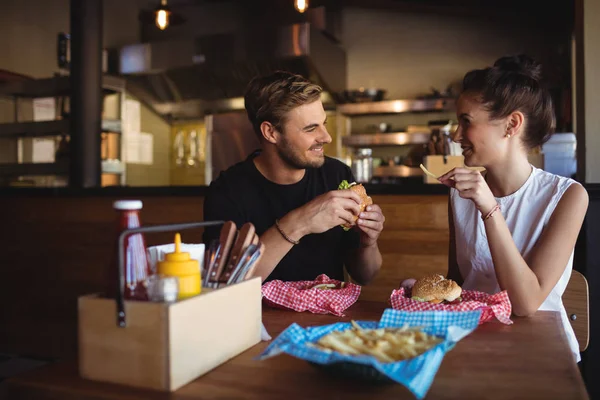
242,242,264,281
208,221,237,283
220,222,255,283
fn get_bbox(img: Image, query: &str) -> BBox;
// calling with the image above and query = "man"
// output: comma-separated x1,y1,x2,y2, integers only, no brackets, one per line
202,71,384,284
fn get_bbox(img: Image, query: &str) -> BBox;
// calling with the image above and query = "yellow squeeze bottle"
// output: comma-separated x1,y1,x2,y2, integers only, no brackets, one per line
157,233,201,299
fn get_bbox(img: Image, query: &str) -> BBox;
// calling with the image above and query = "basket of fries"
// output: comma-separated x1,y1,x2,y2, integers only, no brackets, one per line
258,309,481,400
261,274,361,316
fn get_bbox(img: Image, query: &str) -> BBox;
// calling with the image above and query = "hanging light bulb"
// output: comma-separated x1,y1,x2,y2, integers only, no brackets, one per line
294,0,309,13
155,0,171,30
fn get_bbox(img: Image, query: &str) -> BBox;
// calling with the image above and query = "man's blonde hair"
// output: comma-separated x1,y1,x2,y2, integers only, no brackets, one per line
244,71,322,138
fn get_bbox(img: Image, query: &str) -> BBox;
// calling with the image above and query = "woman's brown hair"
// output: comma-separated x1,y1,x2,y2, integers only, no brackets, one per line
462,54,556,149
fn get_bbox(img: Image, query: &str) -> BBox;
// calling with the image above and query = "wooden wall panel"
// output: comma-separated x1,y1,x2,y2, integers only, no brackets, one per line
360,195,449,301
0,193,448,359
0,196,204,359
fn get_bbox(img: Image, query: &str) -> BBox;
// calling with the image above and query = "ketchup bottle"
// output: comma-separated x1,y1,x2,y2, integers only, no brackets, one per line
109,200,152,301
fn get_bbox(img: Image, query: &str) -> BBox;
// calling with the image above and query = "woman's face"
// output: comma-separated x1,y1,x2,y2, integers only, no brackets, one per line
452,92,511,167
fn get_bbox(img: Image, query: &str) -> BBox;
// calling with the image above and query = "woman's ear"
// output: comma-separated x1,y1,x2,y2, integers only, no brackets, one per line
506,111,525,138
260,121,279,144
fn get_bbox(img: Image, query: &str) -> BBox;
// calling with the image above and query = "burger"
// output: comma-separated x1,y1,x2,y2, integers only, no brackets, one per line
411,274,462,304
337,180,373,231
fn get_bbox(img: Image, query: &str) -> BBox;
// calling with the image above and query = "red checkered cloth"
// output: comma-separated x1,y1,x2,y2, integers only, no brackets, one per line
261,274,361,316
389,288,513,325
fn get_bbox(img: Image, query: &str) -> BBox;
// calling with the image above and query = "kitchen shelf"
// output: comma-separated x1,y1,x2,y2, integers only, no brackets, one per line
101,160,125,174
101,119,122,133
0,160,125,176
0,120,69,138
342,132,430,147
0,75,126,98
0,75,128,186
337,98,455,116
0,162,69,176
0,119,122,138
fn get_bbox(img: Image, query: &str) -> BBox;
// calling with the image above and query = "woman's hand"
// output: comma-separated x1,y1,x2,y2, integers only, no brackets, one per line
438,168,497,215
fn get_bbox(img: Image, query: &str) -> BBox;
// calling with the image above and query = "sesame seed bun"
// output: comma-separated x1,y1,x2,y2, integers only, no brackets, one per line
342,183,373,229
411,274,462,303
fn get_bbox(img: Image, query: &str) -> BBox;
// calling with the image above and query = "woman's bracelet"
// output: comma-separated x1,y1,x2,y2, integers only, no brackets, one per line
482,203,501,221
275,219,300,245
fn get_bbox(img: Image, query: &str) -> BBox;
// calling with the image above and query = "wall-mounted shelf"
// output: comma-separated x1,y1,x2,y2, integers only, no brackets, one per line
0,119,122,139
0,160,125,177
101,160,125,174
0,75,125,98
0,120,68,138
374,165,423,178
0,75,127,186
337,98,455,116
101,119,122,133
0,162,69,176
342,132,430,147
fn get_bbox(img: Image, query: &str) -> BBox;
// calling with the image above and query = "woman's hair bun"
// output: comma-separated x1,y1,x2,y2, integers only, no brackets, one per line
493,54,542,81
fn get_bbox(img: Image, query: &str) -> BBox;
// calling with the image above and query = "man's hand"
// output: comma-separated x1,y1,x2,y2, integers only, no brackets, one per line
356,204,385,247
284,190,362,239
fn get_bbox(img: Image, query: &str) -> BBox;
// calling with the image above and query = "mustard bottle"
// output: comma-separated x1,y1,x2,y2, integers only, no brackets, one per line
157,233,201,299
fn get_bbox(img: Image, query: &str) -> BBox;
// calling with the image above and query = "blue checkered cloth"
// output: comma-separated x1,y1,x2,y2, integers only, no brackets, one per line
257,308,482,399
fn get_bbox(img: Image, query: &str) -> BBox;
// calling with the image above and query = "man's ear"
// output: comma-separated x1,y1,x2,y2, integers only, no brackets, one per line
260,121,279,144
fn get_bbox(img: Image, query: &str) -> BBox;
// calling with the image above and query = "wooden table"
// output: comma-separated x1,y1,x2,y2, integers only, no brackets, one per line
1,301,588,399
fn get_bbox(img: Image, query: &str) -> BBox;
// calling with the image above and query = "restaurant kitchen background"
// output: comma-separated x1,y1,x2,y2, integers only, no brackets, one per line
3,0,600,398
0,0,576,188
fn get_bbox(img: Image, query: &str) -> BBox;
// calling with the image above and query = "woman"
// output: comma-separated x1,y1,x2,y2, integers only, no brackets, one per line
440,54,588,363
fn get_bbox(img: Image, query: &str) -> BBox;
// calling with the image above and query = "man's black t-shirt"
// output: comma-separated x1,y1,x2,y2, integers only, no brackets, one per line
202,151,360,282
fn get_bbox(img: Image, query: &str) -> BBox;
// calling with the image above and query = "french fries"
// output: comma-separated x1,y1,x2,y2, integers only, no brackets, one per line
310,321,442,363
419,164,439,179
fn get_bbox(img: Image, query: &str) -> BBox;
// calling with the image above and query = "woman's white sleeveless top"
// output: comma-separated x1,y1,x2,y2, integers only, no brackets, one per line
451,166,580,362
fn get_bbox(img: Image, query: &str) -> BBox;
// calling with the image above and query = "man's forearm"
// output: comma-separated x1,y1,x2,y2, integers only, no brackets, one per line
250,211,307,281
346,243,382,285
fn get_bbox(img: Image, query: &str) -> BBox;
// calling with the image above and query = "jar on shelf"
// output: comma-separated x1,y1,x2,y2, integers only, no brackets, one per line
351,148,373,183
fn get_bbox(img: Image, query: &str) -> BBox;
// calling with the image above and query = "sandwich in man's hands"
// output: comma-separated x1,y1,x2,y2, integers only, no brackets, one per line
411,274,462,304
337,180,373,231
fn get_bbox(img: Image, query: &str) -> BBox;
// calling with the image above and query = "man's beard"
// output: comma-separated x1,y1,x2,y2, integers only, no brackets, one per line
277,135,325,169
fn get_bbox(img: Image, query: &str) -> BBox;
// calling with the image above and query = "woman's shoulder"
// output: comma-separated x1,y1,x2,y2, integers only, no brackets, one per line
531,167,582,197
529,168,588,219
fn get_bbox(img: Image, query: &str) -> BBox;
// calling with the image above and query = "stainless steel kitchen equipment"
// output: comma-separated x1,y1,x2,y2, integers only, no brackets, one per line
341,88,386,103
205,111,260,184
351,148,374,183
337,99,456,179
118,22,346,120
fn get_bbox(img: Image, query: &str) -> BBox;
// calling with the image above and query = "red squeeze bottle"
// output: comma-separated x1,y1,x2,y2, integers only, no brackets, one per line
109,200,152,301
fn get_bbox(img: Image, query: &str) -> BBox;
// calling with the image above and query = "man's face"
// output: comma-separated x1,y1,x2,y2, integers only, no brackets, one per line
276,100,331,169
